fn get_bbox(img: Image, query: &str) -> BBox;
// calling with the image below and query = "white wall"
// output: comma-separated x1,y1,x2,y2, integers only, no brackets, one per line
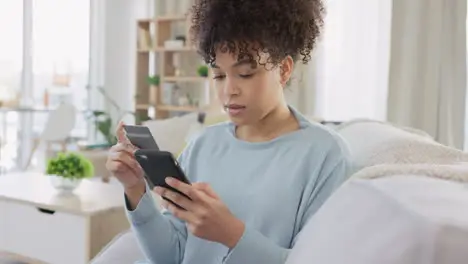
98,0,152,123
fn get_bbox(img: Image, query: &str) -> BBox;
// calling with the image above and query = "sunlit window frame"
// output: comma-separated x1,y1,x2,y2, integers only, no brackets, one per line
14,0,96,169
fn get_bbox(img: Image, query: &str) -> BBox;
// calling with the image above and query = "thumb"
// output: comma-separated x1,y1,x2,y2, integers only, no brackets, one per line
193,182,219,199
116,121,130,143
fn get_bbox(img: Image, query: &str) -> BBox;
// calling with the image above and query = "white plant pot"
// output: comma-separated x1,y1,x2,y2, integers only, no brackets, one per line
50,175,82,192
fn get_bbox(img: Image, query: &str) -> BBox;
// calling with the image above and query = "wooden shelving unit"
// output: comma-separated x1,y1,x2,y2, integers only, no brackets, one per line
134,10,215,122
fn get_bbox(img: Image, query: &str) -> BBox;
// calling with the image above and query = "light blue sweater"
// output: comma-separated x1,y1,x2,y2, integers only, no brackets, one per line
127,108,353,264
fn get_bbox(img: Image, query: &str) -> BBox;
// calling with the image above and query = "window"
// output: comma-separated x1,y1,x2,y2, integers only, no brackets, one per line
32,0,90,138
0,1,23,168
0,1,23,98
0,0,90,170
314,0,392,122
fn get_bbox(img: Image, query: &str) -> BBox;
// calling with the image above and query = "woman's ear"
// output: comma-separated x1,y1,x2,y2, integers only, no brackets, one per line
280,56,294,86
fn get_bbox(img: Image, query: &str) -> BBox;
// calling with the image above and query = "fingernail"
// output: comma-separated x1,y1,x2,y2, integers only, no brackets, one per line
154,186,162,194
165,177,174,185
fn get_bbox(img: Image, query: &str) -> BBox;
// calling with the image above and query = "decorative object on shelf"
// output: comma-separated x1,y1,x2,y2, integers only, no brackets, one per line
186,93,199,107
164,39,185,50
178,94,190,106
148,75,160,105
175,35,186,45
172,84,182,105
147,75,160,86
137,24,152,51
46,152,94,192
197,65,209,77
172,53,183,76
162,83,175,105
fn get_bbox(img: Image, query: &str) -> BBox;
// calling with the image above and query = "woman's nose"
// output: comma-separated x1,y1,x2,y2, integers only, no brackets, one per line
223,77,240,96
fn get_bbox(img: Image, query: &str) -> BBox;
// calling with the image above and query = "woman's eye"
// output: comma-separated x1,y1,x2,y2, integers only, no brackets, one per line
213,75,226,80
239,73,254,79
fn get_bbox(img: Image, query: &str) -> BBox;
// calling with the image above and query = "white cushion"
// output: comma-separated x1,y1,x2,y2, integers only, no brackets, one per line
143,113,197,154
287,176,468,264
335,120,468,171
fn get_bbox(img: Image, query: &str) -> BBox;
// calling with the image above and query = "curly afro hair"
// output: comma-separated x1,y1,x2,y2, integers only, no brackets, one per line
189,0,325,67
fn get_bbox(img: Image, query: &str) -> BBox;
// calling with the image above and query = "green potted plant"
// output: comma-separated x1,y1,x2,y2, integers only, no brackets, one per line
46,152,95,192
147,75,160,105
147,75,160,86
85,110,117,146
197,65,209,77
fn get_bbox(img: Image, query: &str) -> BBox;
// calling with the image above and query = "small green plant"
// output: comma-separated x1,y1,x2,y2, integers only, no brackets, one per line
147,75,160,86
197,65,209,77
46,152,94,180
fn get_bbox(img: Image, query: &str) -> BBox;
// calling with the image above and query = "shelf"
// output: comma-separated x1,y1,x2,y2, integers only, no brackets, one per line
137,15,186,24
137,48,155,53
156,46,195,52
156,15,187,22
156,105,200,112
135,12,216,121
137,18,157,24
163,76,208,83
137,46,196,53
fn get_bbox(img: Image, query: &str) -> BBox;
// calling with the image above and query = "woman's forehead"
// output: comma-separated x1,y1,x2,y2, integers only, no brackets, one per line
213,48,269,68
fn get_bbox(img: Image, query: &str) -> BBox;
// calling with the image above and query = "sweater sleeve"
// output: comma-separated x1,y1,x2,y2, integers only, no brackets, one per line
125,142,197,264
222,156,352,264
222,226,290,264
126,183,187,264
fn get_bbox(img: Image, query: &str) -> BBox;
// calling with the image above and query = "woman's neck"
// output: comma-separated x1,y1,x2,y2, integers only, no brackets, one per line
236,104,299,142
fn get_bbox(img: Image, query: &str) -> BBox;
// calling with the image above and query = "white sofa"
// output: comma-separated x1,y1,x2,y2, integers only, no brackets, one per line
91,119,468,264
286,175,468,264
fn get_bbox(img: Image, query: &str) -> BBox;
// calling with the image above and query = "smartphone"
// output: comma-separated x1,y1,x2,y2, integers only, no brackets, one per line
134,149,191,209
123,125,159,150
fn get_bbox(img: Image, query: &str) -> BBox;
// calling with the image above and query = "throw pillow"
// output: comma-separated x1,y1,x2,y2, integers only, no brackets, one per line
143,113,198,155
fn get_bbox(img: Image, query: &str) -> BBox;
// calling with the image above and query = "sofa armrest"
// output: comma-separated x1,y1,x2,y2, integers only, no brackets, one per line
90,229,145,264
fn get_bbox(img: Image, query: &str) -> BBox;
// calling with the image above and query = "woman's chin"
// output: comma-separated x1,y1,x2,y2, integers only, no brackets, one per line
228,116,255,126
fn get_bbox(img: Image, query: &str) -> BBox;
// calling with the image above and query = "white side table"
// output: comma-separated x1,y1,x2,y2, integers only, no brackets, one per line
0,172,130,264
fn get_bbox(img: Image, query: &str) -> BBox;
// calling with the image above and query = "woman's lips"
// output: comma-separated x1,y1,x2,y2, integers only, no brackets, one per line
225,104,246,116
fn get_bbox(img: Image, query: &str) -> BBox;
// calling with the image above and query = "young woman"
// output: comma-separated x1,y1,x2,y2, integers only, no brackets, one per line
106,0,352,263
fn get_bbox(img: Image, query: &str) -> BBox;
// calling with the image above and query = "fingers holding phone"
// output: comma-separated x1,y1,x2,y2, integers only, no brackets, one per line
116,121,137,149
106,121,145,190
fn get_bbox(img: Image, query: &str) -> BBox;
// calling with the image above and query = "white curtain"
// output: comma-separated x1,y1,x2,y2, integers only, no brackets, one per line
306,0,392,122
303,0,467,149
387,0,467,149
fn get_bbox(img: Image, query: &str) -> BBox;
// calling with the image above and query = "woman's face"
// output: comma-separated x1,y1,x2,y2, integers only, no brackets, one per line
211,50,293,125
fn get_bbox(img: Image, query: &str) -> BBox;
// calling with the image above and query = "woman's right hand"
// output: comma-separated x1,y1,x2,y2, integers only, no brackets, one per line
106,121,145,192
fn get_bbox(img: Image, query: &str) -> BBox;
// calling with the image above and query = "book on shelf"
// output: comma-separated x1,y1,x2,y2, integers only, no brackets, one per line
138,27,152,51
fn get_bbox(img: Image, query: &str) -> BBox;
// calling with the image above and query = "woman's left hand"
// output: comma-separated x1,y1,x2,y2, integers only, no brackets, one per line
154,177,245,248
